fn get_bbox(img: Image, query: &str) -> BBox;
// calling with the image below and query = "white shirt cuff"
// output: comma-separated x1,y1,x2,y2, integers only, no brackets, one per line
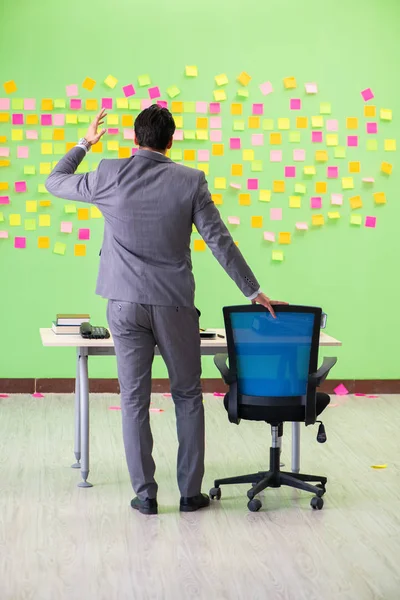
246,288,261,301
76,144,88,153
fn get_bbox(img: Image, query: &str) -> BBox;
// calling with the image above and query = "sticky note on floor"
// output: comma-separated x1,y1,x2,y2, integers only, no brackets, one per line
371,464,387,469
333,383,348,395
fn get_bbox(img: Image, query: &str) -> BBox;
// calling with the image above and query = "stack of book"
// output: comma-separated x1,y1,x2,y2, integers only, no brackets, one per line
51,314,90,335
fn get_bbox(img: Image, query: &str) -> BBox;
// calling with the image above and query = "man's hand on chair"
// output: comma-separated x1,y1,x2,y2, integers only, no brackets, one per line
252,293,288,319
85,108,108,146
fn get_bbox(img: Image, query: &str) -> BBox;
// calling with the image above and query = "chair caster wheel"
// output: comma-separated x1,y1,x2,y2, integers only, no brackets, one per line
311,496,324,510
316,484,326,496
209,487,221,500
247,499,262,512
247,489,255,500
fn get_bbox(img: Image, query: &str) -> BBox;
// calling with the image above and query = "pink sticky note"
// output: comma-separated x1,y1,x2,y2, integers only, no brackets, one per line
107,128,119,135
290,98,301,110
365,216,376,228
15,181,27,193
32,392,44,398
366,122,377,134
17,146,29,159
0,98,10,110
328,403,339,408
173,130,183,141
347,135,358,147
252,103,264,115
66,84,78,97
196,101,207,114
156,99,168,108
311,197,322,209
131,148,138,156
0,231,9,238
247,178,258,190
331,193,343,205
41,114,52,126
327,166,338,178
198,149,210,161
24,98,36,110
230,137,241,149
228,216,240,225
78,228,90,240
326,119,338,132
270,150,282,162
70,98,82,110
0,393,9,397
312,131,323,143
141,99,152,109
150,408,164,413
26,129,38,140
102,98,113,109
296,222,308,230
333,383,349,396
53,114,65,126
123,128,135,140
362,177,375,183
210,116,221,128
123,84,135,97
285,166,296,178
259,81,273,96
0,148,10,157
293,149,305,161
361,88,374,102
252,133,264,146
109,406,121,410
14,236,26,249
230,182,241,190
210,130,222,142
264,231,275,242
163,393,172,397
354,393,366,397
213,392,225,397
148,86,161,99
367,395,379,398
270,208,282,221
305,82,318,94
12,113,24,125
209,102,221,114
0,196,10,204
60,221,73,233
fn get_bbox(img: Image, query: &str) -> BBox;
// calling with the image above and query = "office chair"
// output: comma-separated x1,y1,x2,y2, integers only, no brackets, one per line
210,305,337,512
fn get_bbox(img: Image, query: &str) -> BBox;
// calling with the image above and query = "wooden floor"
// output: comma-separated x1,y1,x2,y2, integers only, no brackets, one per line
0,393,399,600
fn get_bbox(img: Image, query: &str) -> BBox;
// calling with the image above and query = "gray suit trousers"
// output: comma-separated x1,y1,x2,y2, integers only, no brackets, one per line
107,301,205,500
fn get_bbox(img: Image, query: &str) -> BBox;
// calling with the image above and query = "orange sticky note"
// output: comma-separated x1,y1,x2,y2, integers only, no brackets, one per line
364,105,376,117
39,200,51,207
270,133,282,145
171,101,184,113
374,192,386,204
194,239,206,251
273,180,285,193
346,117,358,129
184,149,195,161
0,160,10,167
118,147,131,159
91,142,103,154
86,99,98,111
0,182,9,190
231,164,243,176
248,116,260,129
77,208,89,220
53,129,65,141
312,214,325,226
122,115,134,127
66,142,75,152
74,243,86,256
381,162,392,175
38,236,50,249
0,136,7,143
296,116,308,129
251,216,263,228
212,144,224,156
41,99,53,111
349,195,363,209
0,114,9,123
4,80,17,94
283,76,296,89
239,193,251,206
237,71,251,86
196,117,208,129
82,77,96,91
279,232,291,244
349,161,360,173
315,150,328,162
26,114,38,125
315,181,327,193
230,103,243,115
212,194,223,205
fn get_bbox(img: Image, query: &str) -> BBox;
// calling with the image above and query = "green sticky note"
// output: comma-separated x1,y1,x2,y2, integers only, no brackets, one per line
77,160,89,174
289,131,301,143
138,74,151,87
53,242,67,256
367,139,378,151
12,98,24,110
129,99,141,110
65,204,77,214
38,184,48,193
0,211,4,222
262,119,274,131
272,250,284,262
167,85,180,98
295,183,306,194
24,218,36,231
78,128,87,138
350,214,362,226
184,130,196,140
54,143,66,155
237,88,249,98
251,160,263,172
183,102,196,113
334,146,346,158
54,99,66,108
24,165,36,175
78,114,90,123
233,119,245,131
171,149,183,161
41,129,53,141
320,102,332,114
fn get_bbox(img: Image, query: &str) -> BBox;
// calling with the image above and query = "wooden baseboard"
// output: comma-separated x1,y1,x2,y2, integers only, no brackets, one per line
1,378,400,394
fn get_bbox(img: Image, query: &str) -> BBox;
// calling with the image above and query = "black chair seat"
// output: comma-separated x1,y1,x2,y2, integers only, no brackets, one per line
224,392,330,422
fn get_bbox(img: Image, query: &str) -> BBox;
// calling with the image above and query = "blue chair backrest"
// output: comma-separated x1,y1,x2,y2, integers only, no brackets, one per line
229,310,317,397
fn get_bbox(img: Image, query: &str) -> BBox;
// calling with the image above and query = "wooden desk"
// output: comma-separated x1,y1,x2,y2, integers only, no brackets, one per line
40,328,341,488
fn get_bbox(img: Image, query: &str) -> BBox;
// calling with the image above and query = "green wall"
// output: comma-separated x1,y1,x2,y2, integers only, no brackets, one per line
0,0,399,381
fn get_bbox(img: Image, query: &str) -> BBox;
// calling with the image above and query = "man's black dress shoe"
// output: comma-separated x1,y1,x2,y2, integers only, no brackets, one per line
131,496,158,515
180,493,210,512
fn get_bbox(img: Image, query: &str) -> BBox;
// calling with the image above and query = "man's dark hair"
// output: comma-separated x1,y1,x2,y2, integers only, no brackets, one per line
134,105,176,151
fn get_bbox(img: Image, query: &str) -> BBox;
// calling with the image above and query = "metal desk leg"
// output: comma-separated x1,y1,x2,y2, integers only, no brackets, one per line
71,348,81,469
77,347,92,488
291,422,300,473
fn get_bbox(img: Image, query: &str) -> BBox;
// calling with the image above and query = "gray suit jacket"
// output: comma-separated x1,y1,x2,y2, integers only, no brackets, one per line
45,147,260,307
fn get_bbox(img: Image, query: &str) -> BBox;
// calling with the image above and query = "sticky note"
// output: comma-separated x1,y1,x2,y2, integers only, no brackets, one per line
54,99,65,109
312,214,324,226
327,166,338,178
231,103,243,116
346,117,358,130
285,166,296,178
305,82,318,94
270,150,282,162
77,208,89,220
259,81,273,95
90,206,102,219
252,103,264,116
138,74,151,87
9,214,21,226
148,86,160,99
12,129,23,141
350,195,363,210
364,105,376,117
0,98,10,109
184,149,195,161
4,80,17,94
270,208,282,220
334,146,346,158
209,103,221,114
270,133,281,145
212,143,224,156
290,98,301,110
326,119,338,132
273,181,285,193
331,194,343,205
212,193,223,204
185,65,198,77
320,102,331,114
64,204,77,214
264,231,275,242
315,150,328,162
259,190,271,202
24,165,35,175
279,232,291,244
296,222,308,230
213,90,227,101
78,228,90,240
0,148,10,157
65,83,78,97
239,194,251,206
311,116,324,128
53,242,66,256
24,218,36,231
294,183,306,194
237,71,251,86
231,164,242,176
374,192,386,205
233,119,245,131
283,77,296,89
248,116,260,129
296,117,308,129
26,200,37,213
251,160,263,172
15,181,27,193
12,113,24,125
366,122,378,134
293,149,305,161
251,133,264,146
312,131,323,143
315,181,327,193
60,221,73,233
333,384,349,397
311,197,322,209
262,119,274,131
251,216,263,228
237,88,249,99
37,236,50,249
39,215,51,227
381,161,393,175
228,216,240,225
230,138,241,150
247,178,258,190
289,196,301,208
278,118,290,130
384,139,396,151
326,134,338,146
366,139,378,151
183,130,195,140
361,88,374,102
242,149,254,161
342,177,354,190
365,216,376,228
328,212,340,219
380,109,392,121
289,132,301,143
214,177,226,190
272,250,284,262
14,236,26,249
214,73,229,86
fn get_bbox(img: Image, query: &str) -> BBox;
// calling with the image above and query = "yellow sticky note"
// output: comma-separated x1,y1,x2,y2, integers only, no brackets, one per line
38,184,48,193
53,242,66,256
259,190,271,202
82,77,96,91
248,116,260,129
12,129,23,141
197,164,209,175
346,117,358,129
242,149,254,161
4,80,17,94
231,164,243,176
270,133,282,145
66,114,78,124
215,73,229,86
278,118,290,130
374,192,386,204
9,214,21,226
213,89,227,101
39,214,51,227
315,181,327,193
239,193,251,206
86,99,98,111
295,183,306,194
196,130,208,141
283,77,296,89
237,71,251,86
326,134,338,146
107,114,119,125
311,116,324,128
289,196,301,208
304,165,316,175
90,206,102,219
279,232,291,244
350,214,362,225
78,208,89,220
315,150,328,162
273,180,285,193
39,162,52,175
39,200,51,207
24,218,36,231
380,109,392,121
107,141,119,151
349,195,363,209
41,143,53,155
104,74,118,89
116,98,129,109
371,464,387,469
24,165,36,175
194,239,206,251
214,177,226,190
381,161,393,175
296,116,308,129
185,65,198,77
212,144,224,156
272,250,284,261
328,212,340,219
211,193,223,205
38,236,50,249
349,161,360,173
384,139,396,151
26,200,37,213
251,216,263,228
312,214,325,226
342,177,354,190
364,105,376,117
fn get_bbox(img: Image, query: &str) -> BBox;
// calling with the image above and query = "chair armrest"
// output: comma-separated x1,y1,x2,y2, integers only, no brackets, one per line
214,353,236,385
309,357,337,388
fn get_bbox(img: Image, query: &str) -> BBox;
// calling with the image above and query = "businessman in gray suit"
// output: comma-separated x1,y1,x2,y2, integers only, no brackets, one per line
46,107,285,515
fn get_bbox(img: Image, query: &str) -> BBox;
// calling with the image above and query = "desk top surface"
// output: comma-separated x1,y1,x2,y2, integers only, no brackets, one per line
40,328,342,348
